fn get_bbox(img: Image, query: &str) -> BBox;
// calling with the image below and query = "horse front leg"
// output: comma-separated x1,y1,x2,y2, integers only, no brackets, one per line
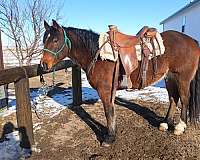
102,100,116,147
98,79,118,146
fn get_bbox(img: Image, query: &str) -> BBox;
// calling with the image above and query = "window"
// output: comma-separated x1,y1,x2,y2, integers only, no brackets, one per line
182,25,185,33
182,16,186,33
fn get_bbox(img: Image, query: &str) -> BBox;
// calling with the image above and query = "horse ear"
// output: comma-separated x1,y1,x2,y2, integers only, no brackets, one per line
44,20,50,30
52,19,61,30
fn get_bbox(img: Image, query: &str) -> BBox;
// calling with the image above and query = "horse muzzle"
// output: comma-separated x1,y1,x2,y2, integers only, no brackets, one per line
40,62,50,72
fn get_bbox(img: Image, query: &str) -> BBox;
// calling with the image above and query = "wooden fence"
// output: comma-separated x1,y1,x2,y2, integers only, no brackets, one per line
0,29,8,108
0,60,82,147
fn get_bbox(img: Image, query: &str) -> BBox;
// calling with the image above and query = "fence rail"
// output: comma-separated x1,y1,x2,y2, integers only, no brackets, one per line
0,60,82,147
0,60,74,85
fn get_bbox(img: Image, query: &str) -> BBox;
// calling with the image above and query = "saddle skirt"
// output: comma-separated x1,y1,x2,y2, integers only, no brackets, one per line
99,32,118,61
99,31,165,62
135,31,165,61
98,32,138,75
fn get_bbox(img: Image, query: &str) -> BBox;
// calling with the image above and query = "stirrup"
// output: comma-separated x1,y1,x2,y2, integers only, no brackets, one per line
119,75,132,89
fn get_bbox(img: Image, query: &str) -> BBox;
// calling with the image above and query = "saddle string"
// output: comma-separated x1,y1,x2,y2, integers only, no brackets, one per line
150,38,158,77
138,36,159,88
109,31,117,59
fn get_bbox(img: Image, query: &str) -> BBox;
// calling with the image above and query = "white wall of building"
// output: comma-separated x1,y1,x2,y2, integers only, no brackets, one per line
163,2,200,43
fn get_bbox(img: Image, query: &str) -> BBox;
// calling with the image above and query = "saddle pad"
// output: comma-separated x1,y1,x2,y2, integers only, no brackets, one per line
135,32,165,61
99,33,118,61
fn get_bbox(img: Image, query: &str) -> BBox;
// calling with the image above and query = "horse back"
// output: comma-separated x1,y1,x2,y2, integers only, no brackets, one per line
162,30,199,49
161,31,200,59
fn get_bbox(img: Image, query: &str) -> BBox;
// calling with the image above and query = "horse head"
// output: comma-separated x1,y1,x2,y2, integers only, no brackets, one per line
41,20,71,71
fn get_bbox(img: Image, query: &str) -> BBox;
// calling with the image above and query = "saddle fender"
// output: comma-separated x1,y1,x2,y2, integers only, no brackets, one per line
119,47,138,76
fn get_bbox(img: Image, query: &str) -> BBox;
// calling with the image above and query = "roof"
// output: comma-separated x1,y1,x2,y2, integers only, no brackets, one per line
160,0,200,24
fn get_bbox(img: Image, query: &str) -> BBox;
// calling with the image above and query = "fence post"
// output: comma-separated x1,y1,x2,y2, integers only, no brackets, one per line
72,66,82,105
14,78,34,147
0,28,8,108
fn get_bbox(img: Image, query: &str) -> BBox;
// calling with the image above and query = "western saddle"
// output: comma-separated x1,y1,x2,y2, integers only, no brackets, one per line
108,25,158,89
137,26,157,38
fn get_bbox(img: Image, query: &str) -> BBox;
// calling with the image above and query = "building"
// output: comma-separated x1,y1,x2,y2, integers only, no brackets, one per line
160,0,200,43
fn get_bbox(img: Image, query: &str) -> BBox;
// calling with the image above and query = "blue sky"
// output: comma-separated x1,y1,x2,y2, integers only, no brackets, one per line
1,0,191,44
60,0,190,34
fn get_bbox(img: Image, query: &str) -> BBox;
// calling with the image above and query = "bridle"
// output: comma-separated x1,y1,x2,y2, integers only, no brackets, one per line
36,28,72,119
43,28,72,59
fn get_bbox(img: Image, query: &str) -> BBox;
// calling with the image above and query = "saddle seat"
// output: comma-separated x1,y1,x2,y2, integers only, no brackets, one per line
136,26,157,39
108,25,139,76
108,25,137,47
107,25,163,89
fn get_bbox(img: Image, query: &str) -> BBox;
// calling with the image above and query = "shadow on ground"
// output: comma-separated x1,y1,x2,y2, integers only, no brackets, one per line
115,97,163,128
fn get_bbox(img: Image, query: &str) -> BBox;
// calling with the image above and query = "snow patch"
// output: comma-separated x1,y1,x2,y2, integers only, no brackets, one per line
0,131,31,160
0,72,168,159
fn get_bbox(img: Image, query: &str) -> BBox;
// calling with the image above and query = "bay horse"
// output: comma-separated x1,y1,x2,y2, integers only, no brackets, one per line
41,20,200,146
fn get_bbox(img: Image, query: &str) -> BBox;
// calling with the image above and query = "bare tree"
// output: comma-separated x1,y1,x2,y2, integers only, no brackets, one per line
0,0,64,66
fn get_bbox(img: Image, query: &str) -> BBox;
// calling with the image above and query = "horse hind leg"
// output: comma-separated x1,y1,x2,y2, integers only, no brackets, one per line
159,75,179,131
174,82,190,135
174,57,199,135
159,97,179,131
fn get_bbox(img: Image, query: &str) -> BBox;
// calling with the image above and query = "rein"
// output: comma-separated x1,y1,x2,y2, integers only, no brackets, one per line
43,28,72,59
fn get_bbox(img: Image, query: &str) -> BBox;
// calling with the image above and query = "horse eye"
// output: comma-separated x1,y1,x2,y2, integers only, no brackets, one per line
53,38,58,43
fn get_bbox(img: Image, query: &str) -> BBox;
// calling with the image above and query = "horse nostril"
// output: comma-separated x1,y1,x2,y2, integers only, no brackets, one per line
42,62,48,71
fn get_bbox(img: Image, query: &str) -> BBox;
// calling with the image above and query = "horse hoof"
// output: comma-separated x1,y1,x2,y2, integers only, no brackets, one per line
102,141,112,147
174,129,184,135
174,119,186,135
159,123,168,131
101,136,115,147
126,88,133,92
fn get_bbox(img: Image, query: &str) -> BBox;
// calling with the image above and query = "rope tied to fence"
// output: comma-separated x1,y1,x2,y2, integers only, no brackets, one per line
32,68,56,119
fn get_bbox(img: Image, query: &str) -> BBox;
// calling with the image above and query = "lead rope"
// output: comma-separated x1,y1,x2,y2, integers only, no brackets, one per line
32,69,56,119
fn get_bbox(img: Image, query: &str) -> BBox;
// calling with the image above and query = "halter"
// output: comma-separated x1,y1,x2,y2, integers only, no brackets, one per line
43,29,71,58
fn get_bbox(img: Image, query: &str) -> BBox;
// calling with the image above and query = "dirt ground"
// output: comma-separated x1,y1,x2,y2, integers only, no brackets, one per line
1,70,200,160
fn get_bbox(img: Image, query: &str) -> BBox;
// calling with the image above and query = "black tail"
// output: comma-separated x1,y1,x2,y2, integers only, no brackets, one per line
189,58,200,124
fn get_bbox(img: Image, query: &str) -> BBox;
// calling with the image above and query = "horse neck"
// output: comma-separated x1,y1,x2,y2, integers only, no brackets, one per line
66,29,94,71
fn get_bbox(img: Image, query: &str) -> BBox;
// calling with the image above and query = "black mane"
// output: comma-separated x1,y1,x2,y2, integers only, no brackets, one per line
64,27,100,58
